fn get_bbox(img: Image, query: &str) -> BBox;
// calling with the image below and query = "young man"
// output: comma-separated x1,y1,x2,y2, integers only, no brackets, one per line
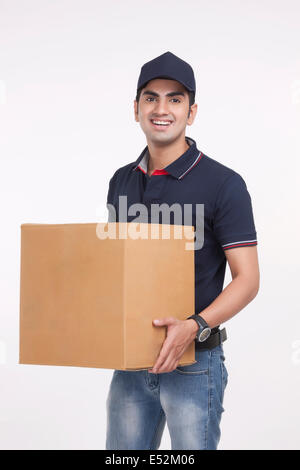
105,52,260,450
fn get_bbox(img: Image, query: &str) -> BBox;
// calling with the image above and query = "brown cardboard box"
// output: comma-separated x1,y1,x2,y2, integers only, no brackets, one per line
19,222,196,370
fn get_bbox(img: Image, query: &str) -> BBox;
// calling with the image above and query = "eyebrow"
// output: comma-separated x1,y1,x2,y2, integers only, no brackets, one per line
142,90,185,98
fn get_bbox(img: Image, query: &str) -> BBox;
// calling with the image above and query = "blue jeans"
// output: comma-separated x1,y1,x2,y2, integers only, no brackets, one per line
105,343,228,450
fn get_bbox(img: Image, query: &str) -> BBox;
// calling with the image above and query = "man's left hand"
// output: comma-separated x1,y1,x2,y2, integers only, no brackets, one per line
148,317,198,374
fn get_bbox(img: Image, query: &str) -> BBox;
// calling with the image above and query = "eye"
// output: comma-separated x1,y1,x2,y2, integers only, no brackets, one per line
145,97,181,103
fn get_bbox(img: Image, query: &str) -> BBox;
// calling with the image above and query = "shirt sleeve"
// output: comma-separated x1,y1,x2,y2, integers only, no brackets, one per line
212,173,257,251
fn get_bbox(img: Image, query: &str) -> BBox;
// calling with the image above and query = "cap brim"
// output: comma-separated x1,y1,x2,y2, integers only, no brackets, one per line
138,74,194,92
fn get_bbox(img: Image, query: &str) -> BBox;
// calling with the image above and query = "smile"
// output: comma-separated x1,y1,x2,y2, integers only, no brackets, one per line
150,119,173,130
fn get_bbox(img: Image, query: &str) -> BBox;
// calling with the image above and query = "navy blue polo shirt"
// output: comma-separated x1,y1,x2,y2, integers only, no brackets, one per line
106,136,257,339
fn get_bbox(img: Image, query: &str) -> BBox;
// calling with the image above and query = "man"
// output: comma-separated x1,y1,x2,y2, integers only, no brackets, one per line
105,52,260,450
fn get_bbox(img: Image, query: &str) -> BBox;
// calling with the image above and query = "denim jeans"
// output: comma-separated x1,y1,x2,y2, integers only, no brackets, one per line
105,343,228,450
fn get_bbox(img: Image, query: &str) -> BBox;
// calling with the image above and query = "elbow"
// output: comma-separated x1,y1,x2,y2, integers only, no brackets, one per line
235,272,260,301
251,284,260,300
249,276,260,300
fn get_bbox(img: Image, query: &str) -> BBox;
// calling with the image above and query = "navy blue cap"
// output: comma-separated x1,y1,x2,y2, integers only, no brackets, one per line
137,51,196,95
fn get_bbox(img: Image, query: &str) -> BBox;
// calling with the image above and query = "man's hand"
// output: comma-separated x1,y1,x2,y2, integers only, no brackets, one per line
148,317,198,374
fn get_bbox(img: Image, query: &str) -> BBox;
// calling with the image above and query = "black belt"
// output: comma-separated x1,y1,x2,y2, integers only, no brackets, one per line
195,327,227,350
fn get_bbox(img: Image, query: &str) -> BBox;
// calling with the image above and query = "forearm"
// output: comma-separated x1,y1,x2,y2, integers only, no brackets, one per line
191,274,259,330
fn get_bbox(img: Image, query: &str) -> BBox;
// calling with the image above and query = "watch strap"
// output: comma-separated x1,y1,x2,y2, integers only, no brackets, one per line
187,314,210,329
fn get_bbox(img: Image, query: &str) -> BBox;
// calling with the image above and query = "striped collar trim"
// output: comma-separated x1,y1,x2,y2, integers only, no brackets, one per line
132,137,204,180
177,151,202,180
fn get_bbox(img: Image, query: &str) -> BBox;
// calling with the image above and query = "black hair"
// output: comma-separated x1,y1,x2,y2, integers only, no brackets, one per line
135,82,195,118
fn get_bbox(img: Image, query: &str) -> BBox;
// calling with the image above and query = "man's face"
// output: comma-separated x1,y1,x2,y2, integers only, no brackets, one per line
134,79,197,145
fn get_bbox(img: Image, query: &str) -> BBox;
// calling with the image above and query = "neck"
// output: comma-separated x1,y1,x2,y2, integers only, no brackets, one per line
146,135,190,176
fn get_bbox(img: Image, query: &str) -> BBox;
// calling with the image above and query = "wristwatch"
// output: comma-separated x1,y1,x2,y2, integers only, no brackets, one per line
187,314,211,342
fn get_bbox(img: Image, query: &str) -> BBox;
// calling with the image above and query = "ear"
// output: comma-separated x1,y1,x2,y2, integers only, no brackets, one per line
187,102,198,126
134,100,139,122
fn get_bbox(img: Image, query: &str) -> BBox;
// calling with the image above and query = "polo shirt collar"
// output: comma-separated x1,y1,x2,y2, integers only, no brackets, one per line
132,136,203,180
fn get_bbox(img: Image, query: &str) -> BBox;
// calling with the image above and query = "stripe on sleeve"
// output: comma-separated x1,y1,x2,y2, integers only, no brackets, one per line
222,239,257,250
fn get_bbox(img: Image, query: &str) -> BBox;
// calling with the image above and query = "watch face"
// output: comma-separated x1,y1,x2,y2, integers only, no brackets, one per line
198,328,211,342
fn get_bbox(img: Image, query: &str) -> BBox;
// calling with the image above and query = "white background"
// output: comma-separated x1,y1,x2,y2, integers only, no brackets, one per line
0,0,299,450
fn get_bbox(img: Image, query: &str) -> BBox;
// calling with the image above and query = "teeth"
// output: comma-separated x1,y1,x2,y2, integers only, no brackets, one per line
152,120,171,126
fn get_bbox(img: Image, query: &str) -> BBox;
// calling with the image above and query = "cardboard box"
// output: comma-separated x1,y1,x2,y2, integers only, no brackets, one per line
19,222,196,370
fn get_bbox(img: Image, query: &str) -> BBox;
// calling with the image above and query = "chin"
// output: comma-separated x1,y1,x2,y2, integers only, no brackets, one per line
150,134,175,145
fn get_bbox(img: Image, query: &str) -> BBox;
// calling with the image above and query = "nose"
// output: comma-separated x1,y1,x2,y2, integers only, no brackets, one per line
153,97,170,116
